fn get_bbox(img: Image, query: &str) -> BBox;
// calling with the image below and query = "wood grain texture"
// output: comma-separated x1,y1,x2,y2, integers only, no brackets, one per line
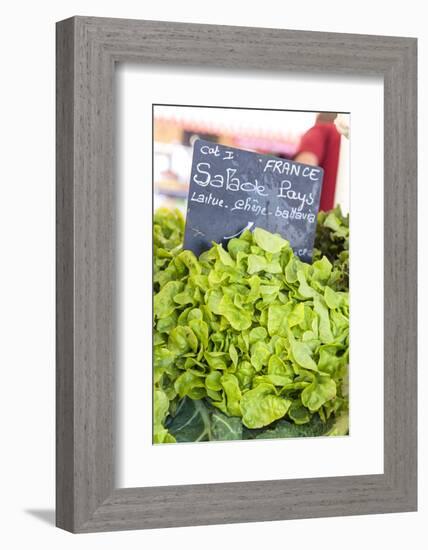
56,16,417,533
56,17,75,532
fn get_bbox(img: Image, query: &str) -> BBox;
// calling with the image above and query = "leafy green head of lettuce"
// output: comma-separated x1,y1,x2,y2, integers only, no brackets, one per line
153,208,349,442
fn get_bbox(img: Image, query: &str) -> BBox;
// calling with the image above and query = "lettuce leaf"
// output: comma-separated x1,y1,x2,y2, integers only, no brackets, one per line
166,398,243,442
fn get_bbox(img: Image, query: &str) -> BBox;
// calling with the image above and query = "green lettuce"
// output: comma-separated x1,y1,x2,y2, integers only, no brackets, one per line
153,208,349,443
166,397,243,442
313,206,349,292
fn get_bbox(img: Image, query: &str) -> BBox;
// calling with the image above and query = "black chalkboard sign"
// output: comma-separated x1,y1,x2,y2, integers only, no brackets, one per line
184,140,324,263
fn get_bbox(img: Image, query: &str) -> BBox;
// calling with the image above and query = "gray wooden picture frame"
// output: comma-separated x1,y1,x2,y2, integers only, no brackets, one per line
56,16,417,533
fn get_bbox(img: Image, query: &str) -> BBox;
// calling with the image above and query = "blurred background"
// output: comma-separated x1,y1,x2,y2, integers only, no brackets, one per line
153,105,350,215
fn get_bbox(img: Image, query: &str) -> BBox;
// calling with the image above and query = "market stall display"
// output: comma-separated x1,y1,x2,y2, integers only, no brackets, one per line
153,207,349,443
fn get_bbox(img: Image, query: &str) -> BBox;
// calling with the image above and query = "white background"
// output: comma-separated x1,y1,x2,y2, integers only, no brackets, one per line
118,67,383,487
0,1,425,549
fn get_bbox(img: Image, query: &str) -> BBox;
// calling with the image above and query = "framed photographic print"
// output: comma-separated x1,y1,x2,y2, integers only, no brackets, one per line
56,16,417,532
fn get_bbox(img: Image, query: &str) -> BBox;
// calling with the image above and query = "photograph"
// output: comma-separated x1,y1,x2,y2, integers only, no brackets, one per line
153,105,350,444
0,1,420,543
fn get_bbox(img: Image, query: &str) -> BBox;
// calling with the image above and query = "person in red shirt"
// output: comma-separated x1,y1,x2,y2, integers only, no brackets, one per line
294,112,341,211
